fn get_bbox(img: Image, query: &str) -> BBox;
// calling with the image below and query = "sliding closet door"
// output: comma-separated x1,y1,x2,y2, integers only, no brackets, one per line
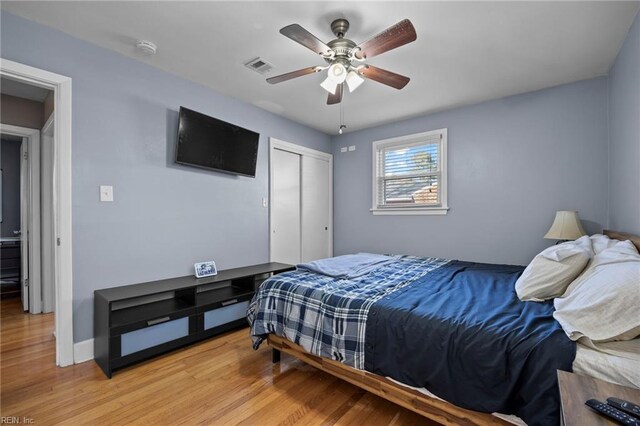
301,155,331,263
270,138,333,266
271,148,302,265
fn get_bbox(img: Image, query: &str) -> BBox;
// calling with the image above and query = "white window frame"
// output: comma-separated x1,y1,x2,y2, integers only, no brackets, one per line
371,128,448,216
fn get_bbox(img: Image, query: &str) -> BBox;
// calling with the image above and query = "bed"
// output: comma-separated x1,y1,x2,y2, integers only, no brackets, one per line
248,230,640,426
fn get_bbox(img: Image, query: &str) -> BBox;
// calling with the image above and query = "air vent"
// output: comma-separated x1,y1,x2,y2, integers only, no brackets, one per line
245,57,274,74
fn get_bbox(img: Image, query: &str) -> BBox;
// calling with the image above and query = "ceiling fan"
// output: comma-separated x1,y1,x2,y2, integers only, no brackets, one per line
267,18,417,105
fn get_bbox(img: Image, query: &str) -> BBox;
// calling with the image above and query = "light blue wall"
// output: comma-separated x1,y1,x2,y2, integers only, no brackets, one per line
331,78,609,266
0,12,331,342
608,11,640,235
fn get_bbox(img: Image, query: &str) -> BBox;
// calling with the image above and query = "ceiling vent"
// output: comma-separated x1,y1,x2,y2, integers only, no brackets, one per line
245,57,274,74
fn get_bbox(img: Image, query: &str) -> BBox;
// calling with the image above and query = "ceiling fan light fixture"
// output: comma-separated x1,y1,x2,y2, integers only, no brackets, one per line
320,76,338,94
327,63,347,83
268,19,416,104
345,70,364,92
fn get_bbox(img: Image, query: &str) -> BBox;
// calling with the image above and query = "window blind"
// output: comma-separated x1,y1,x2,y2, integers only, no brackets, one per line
375,133,442,208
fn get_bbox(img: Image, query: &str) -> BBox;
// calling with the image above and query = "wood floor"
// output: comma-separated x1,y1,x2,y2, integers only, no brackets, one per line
0,299,435,425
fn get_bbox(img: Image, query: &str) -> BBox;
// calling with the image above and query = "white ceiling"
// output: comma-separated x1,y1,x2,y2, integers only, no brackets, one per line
1,76,51,101
2,1,638,134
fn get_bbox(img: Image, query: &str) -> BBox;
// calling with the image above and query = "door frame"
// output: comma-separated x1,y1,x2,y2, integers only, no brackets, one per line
269,138,333,262
41,114,55,313
0,58,74,367
5,125,42,313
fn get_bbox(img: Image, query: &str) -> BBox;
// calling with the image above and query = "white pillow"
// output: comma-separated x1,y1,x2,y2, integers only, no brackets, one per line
553,241,640,343
590,234,623,254
515,236,593,301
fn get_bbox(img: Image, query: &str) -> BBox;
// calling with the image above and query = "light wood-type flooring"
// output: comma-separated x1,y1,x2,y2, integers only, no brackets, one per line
1,298,434,425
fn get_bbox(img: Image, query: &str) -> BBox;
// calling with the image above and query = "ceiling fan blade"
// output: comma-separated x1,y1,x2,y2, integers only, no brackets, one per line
280,24,332,56
358,65,410,89
327,83,343,105
266,66,320,84
355,19,416,60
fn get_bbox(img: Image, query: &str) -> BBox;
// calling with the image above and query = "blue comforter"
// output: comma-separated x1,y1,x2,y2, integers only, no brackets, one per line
249,256,576,425
365,260,576,425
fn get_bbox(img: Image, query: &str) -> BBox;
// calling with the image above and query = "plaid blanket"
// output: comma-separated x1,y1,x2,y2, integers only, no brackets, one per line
247,255,449,369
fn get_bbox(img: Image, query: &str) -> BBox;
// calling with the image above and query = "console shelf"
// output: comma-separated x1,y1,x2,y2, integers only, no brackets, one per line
111,299,196,331
197,285,255,310
94,262,294,378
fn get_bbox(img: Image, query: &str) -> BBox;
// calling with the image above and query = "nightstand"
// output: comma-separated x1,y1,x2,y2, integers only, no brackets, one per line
558,370,640,425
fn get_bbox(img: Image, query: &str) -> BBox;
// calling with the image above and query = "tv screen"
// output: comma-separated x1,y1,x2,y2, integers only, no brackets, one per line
175,107,259,177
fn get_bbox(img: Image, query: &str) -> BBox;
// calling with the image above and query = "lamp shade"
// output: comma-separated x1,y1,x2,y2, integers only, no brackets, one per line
544,211,586,240
320,76,337,94
345,70,364,92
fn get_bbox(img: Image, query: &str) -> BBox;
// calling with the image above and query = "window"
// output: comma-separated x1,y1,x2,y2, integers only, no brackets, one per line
371,129,448,215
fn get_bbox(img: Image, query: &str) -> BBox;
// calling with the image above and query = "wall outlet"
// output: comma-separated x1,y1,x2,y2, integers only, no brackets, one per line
340,147,348,153
100,185,113,202
348,145,356,152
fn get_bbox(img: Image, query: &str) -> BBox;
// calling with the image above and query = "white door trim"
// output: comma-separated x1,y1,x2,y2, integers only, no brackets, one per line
0,58,74,367
269,138,333,262
41,114,55,313
3,124,42,314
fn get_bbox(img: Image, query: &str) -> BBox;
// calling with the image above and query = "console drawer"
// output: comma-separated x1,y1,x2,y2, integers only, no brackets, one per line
204,300,249,330
120,317,189,356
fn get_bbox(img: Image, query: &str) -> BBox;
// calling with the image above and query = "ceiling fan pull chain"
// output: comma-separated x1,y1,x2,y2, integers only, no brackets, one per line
338,93,347,135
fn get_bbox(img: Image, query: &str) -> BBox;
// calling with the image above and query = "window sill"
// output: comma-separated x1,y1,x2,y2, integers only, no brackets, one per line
370,206,449,216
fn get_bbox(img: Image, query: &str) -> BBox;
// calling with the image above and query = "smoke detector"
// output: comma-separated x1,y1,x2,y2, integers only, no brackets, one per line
135,40,157,55
244,57,274,74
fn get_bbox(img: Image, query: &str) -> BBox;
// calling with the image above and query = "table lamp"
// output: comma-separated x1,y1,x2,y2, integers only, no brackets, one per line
544,211,586,243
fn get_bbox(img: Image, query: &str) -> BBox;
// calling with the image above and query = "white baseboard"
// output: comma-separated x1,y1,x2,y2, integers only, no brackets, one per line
73,338,94,363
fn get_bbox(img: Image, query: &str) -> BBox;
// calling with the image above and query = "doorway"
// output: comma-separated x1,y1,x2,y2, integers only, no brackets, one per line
1,125,43,313
0,59,73,367
1,134,23,301
2,121,55,314
269,138,333,265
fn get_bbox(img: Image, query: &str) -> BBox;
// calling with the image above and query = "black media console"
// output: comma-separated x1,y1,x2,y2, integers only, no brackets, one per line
94,262,294,378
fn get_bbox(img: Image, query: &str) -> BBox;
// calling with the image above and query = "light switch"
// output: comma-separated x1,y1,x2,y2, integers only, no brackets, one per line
348,145,356,152
100,185,114,202
340,147,348,153
262,197,268,208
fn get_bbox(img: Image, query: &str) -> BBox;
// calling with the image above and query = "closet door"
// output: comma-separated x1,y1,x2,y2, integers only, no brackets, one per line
270,148,301,265
301,155,331,262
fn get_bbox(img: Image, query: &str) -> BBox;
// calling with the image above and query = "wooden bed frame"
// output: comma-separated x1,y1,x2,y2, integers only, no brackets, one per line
268,334,510,425
267,229,640,426
604,229,640,251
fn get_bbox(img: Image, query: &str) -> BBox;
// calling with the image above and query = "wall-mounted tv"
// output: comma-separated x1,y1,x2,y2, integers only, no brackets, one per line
175,107,259,178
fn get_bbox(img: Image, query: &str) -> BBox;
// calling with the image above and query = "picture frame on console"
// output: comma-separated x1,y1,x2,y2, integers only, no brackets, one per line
195,261,217,278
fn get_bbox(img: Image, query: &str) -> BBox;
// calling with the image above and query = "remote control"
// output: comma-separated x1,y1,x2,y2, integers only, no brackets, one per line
585,399,640,425
608,397,640,419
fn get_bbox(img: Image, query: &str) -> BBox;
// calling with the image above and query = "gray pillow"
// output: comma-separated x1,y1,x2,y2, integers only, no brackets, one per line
515,236,592,301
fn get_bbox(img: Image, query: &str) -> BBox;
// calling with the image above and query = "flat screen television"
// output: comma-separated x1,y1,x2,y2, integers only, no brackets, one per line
175,107,259,177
